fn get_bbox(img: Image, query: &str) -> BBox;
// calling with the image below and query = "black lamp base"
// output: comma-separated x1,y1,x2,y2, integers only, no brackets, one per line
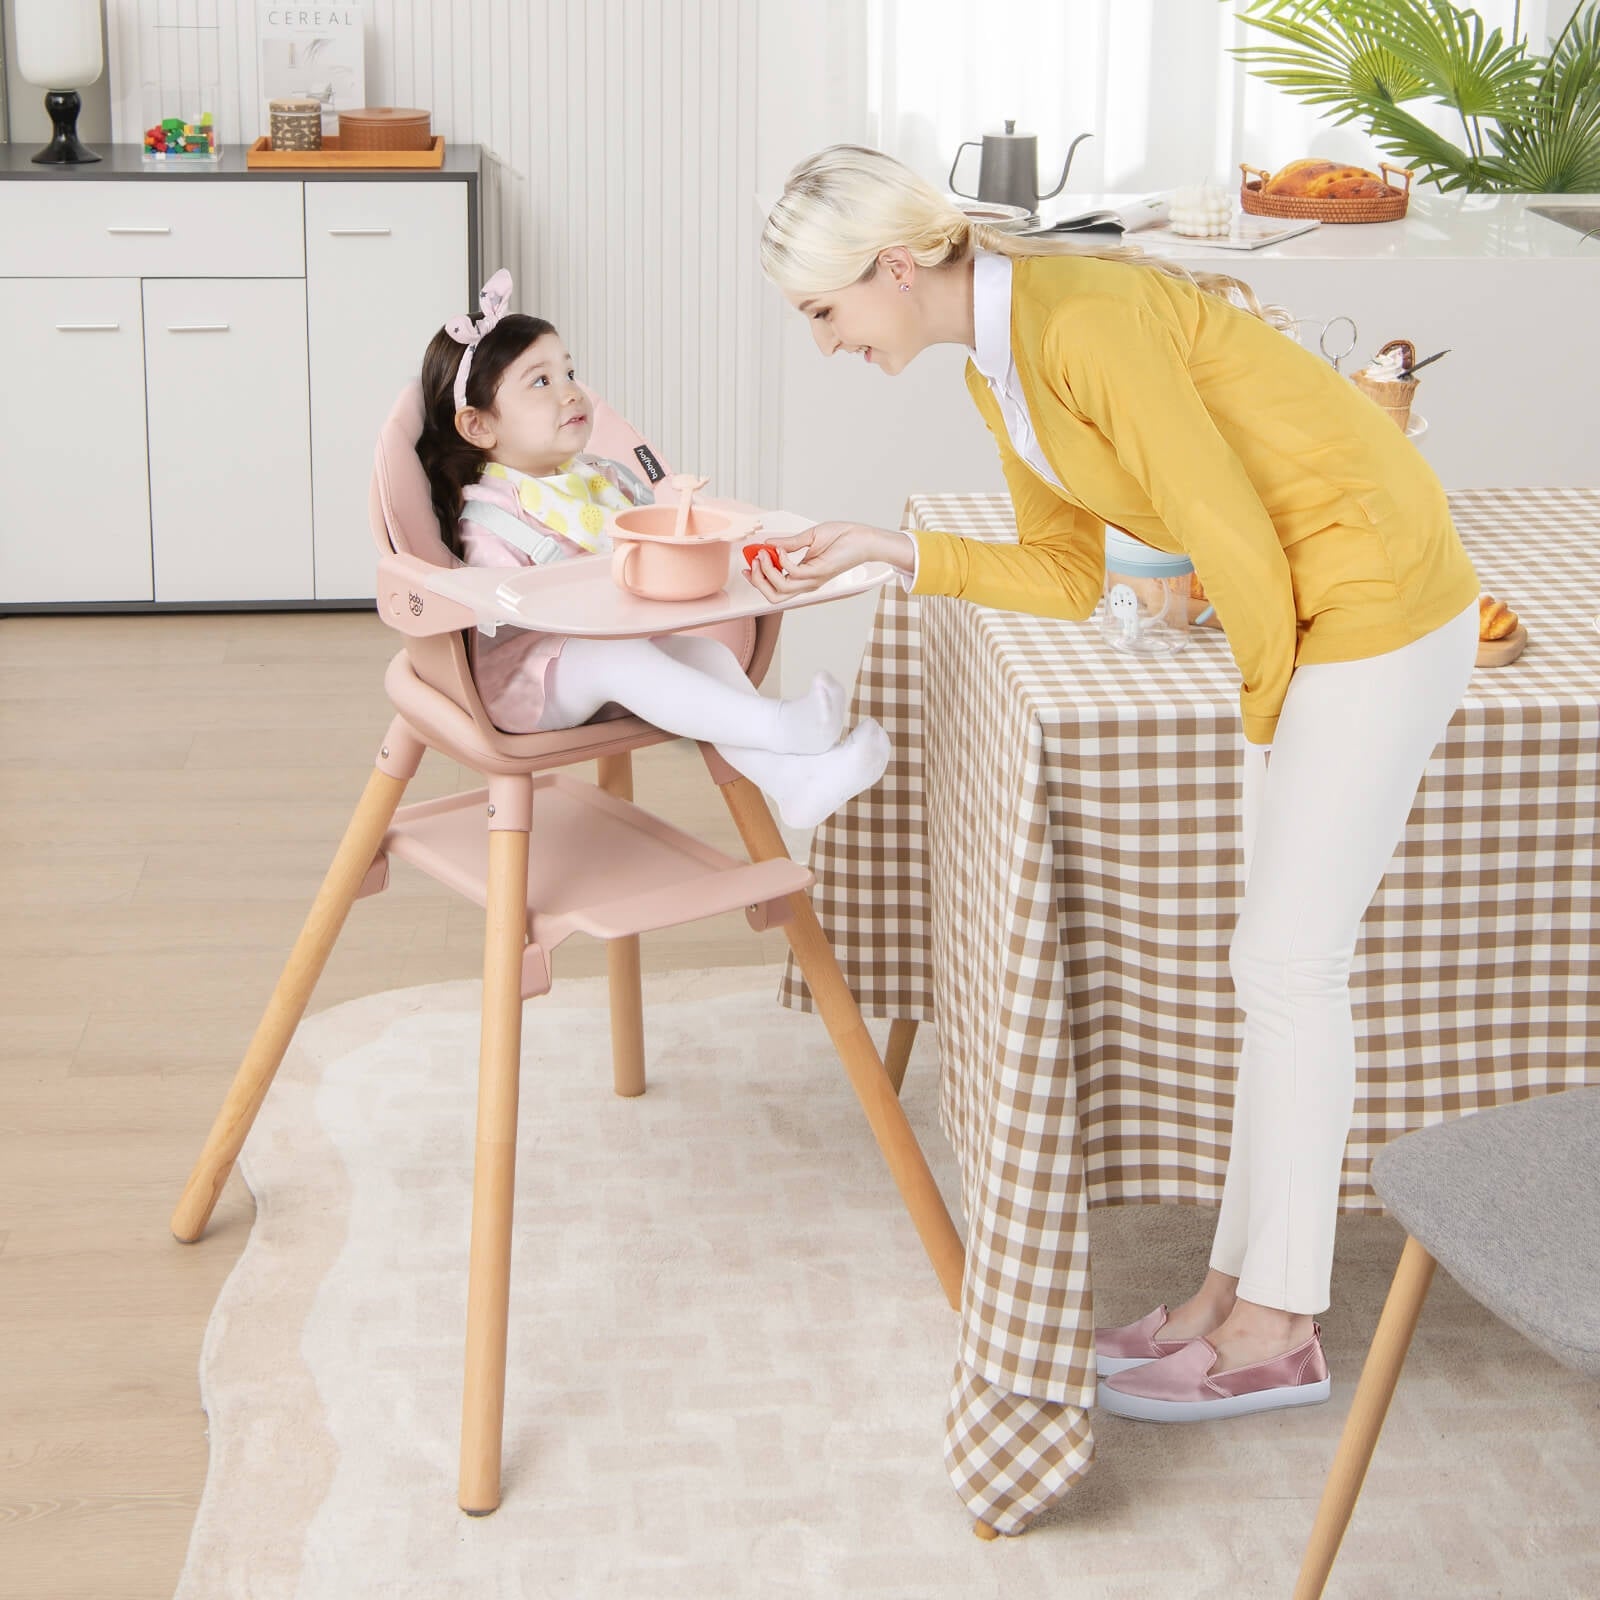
31,89,102,165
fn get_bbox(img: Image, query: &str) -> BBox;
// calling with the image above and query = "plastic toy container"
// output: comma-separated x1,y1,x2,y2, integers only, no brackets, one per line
1101,525,1194,656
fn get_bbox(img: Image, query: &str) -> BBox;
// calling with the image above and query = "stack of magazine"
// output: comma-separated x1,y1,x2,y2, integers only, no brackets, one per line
1037,195,1319,251
258,1,367,136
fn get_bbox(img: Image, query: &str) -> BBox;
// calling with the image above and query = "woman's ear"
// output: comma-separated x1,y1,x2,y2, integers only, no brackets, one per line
878,245,914,287
454,406,496,450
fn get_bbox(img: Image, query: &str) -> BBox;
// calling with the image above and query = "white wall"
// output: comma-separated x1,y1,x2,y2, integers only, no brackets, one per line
96,0,1590,517
104,0,777,505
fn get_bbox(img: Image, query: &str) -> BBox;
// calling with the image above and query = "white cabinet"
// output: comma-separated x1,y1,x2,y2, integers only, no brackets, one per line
143,278,314,603
0,180,305,278
305,182,469,599
0,148,479,610
0,278,153,604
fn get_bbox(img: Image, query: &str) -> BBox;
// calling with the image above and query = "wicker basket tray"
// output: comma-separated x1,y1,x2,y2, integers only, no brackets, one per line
1239,162,1412,223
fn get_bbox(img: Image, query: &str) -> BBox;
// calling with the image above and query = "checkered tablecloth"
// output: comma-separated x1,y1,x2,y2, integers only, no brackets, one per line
778,486,1600,1532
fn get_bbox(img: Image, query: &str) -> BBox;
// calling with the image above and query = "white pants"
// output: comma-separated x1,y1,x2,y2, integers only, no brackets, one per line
1208,599,1479,1313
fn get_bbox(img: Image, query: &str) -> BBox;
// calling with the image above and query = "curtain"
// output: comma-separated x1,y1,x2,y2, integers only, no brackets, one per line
865,0,1568,202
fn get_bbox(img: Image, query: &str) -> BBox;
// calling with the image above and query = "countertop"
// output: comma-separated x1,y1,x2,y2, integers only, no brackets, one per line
1041,189,1600,261
755,185,1600,261
0,142,482,181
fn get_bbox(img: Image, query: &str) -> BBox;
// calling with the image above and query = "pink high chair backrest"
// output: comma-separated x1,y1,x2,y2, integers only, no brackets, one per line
368,383,762,736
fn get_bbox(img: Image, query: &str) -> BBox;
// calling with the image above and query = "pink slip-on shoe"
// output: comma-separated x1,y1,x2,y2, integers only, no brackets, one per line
1095,1325,1331,1422
1094,1305,1203,1377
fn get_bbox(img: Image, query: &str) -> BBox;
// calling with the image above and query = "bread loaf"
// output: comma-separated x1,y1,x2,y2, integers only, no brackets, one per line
1261,159,1339,194
1262,159,1387,198
1321,174,1392,198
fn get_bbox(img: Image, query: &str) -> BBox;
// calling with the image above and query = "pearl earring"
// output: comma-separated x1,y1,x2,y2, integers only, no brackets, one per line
900,284,910,293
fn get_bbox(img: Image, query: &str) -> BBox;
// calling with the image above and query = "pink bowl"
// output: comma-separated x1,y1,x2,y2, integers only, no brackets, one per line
608,504,759,602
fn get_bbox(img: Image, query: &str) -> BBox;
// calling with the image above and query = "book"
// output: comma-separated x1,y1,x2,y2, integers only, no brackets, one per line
258,3,367,136
1135,215,1322,251
1036,195,1171,235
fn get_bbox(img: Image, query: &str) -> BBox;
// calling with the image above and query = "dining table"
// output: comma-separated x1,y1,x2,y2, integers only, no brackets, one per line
777,485,1600,1533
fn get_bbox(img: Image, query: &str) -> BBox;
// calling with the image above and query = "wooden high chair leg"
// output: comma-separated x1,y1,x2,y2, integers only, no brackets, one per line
1293,1236,1437,1600
595,752,646,1098
884,1019,919,1096
459,774,534,1516
714,769,965,1311
171,723,424,1243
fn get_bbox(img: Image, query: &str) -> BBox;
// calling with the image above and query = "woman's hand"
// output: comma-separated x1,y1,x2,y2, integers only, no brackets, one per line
744,521,911,602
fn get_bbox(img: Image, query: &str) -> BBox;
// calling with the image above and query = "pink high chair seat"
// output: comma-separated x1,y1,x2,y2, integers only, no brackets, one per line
368,382,773,771
169,382,964,1525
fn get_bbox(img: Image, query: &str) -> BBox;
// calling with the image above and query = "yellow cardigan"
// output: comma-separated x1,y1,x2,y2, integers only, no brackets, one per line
910,254,1480,745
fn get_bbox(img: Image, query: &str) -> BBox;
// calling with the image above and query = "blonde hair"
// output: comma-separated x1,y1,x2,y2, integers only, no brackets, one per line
760,143,1293,333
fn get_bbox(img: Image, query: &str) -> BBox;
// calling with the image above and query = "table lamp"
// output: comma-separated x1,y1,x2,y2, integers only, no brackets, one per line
13,0,105,165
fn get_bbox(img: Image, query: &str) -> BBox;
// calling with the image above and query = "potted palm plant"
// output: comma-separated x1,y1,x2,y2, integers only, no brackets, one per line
1227,0,1600,191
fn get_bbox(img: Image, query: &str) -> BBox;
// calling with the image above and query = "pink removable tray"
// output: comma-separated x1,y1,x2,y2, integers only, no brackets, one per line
422,509,897,636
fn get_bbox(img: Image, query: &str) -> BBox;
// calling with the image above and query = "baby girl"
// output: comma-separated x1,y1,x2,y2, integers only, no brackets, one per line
415,271,889,828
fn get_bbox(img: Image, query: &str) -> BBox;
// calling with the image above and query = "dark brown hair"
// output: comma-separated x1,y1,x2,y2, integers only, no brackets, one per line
416,312,559,556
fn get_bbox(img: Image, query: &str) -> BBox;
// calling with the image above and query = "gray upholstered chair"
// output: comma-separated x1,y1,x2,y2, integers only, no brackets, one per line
1295,1087,1600,1598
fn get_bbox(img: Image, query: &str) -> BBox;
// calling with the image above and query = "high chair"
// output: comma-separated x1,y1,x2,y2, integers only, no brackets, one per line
170,384,965,1515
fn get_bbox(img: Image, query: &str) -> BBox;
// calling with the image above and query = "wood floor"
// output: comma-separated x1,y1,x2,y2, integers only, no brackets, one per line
1,610,792,1599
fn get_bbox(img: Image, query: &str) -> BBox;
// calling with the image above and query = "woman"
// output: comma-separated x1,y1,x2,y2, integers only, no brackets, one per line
749,144,1479,1422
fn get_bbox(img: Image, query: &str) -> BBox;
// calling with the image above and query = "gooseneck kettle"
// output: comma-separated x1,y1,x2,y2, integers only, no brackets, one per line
949,121,1094,214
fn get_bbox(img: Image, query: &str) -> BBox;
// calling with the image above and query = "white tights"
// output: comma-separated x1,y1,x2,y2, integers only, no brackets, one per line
1208,598,1480,1313
538,633,890,829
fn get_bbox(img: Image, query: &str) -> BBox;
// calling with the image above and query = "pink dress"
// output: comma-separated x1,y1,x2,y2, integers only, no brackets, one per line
459,454,651,733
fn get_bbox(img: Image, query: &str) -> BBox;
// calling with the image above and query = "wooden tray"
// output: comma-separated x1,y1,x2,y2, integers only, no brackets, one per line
1240,162,1411,223
245,135,445,170
1476,622,1527,668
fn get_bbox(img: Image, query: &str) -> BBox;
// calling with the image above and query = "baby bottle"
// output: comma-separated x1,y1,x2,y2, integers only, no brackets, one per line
1100,525,1193,656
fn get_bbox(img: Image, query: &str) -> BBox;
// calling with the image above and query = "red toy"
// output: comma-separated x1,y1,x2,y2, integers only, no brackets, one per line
742,541,784,571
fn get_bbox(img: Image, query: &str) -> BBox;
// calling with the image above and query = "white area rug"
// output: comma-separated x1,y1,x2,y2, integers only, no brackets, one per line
176,969,1599,1599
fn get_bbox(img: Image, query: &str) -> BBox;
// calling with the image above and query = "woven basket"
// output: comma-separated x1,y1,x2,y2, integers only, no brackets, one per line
336,107,433,151
1239,162,1412,223
1351,338,1419,429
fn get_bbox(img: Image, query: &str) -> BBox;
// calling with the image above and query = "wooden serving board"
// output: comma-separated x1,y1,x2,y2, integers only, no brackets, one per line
1476,622,1527,668
245,135,445,169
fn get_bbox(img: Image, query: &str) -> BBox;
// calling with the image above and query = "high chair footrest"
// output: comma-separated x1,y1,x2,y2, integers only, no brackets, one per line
565,857,808,941
378,774,812,951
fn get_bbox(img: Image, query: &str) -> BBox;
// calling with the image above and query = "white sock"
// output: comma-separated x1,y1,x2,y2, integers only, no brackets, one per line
717,719,892,829
773,670,849,755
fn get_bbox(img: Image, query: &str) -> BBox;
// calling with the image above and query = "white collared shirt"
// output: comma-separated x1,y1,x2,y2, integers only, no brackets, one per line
970,248,1065,490
900,249,1061,589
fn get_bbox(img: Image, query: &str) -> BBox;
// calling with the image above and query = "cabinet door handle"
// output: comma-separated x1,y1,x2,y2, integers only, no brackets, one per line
55,322,121,332
166,323,231,333
328,226,392,236
106,225,172,235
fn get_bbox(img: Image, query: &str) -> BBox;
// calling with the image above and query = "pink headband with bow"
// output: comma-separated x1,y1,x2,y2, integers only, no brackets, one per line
446,268,514,412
